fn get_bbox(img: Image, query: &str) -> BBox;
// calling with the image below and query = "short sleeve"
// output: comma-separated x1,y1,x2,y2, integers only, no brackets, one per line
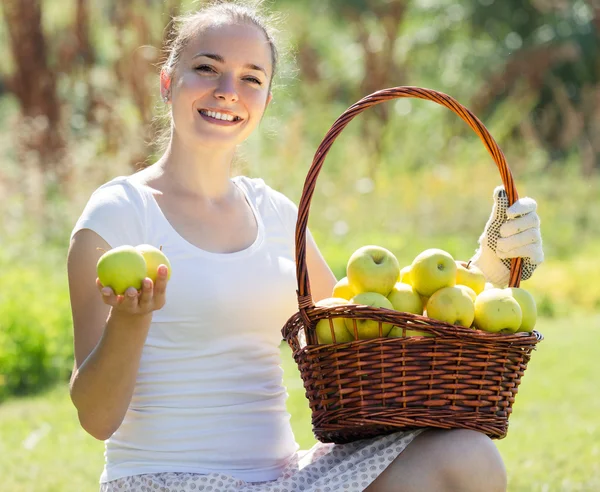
70,177,147,248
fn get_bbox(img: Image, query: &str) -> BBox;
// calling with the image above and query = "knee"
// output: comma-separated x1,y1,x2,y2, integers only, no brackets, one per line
436,429,507,492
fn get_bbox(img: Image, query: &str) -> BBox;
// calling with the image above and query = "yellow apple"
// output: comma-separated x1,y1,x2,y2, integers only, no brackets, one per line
399,265,413,285
455,261,486,295
507,287,537,332
315,297,354,344
484,282,495,291
410,248,457,297
345,292,394,339
387,283,423,315
136,244,172,282
474,288,522,333
332,276,355,300
97,245,147,295
426,286,475,328
346,245,400,297
456,284,477,303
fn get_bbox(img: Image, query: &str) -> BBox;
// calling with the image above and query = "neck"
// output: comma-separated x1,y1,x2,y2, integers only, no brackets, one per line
154,134,238,201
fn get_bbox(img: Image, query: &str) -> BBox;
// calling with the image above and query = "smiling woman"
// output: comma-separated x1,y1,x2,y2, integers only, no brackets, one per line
66,1,542,491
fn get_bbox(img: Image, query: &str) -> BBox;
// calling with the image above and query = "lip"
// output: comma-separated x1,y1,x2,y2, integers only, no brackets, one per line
197,108,243,126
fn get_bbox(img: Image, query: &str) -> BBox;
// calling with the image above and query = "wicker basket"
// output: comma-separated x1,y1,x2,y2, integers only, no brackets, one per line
281,86,543,445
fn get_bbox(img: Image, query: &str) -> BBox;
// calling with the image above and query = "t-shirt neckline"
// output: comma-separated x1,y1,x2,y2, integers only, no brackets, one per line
127,175,265,260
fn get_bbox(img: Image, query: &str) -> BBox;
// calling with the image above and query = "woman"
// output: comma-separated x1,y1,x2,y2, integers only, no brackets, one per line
67,2,544,491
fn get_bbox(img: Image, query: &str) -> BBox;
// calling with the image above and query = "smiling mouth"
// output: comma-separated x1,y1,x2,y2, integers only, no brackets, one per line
198,109,242,123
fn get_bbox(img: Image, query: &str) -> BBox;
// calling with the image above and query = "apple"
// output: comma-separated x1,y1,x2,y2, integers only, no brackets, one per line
345,292,395,339
456,284,477,303
136,244,172,282
388,325,434,338
346,245,400,297
474,288,522,333
315,297,354,344
507,287,537,332
387,283,423,315
426,286,475,328
97,245,148,295
484,282,495,291
332,276,355,300
456,261,486,295
399,265,413,285
410,248,457,297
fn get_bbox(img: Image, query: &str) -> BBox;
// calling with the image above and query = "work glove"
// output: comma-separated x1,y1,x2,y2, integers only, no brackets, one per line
470,185,544,287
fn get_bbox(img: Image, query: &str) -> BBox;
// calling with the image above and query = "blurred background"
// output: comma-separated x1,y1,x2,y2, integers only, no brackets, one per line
0,0,598,491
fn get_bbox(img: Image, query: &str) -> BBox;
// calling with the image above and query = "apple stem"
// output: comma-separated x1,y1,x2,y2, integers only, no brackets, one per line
160,245,163,251
466,260,472,268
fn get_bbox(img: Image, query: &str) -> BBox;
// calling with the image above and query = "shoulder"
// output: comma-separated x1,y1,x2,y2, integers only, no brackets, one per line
71,175,148,247
233,175,298,212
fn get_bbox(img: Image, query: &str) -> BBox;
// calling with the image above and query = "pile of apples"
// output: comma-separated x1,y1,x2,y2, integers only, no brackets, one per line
315,245,537,344
96,244,172,294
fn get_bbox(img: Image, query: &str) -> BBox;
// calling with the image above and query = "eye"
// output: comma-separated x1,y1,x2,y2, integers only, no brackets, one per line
195,65,216,73
244,76,262,85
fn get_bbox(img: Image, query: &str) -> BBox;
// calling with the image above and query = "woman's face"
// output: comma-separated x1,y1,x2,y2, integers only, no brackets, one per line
165,21,273,150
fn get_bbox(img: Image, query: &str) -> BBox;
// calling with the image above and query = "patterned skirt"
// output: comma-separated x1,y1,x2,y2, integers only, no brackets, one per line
100,428,426,492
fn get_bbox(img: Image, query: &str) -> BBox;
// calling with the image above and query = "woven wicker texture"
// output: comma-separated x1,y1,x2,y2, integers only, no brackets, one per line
282,87,542,444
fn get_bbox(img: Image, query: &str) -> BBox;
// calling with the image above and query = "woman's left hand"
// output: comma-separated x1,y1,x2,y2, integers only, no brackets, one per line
470,185,544,287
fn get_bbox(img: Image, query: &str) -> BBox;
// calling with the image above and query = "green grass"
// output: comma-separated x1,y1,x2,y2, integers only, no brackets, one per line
1,315,598,492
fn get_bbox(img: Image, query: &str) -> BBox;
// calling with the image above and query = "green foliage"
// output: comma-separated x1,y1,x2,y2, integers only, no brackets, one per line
0,249,72,402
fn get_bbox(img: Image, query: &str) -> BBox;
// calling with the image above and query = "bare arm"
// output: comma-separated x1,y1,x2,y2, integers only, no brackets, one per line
68,229,168,440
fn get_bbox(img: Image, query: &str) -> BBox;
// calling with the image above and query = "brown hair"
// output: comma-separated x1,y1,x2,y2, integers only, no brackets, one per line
146,0,285,161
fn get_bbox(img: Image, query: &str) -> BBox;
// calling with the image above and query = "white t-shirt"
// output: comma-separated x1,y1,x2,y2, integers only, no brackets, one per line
71,175,307,484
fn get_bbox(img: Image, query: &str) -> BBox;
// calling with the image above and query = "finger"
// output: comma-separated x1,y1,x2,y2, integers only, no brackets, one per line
497,229,541,255
506,197,537,219
152,265,169,306
499,213,540,238
118,287,139,308
496,243,544,264
138,278,154,309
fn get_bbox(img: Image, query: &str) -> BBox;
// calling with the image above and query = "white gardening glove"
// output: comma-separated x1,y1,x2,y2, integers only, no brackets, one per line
470,185,544,287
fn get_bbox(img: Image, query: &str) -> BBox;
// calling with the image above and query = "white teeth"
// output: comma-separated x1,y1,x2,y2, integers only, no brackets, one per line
201,110,236,122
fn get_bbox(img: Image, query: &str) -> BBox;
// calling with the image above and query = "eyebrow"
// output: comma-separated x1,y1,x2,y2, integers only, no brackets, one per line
193,52,268,77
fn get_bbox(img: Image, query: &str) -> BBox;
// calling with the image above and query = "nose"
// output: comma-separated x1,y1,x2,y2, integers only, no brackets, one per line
214,75,238,103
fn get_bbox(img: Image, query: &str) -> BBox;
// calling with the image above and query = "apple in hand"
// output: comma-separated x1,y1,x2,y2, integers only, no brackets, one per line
345,292,395,339
332,276,355,300
315,297,354,344
474,288,522,333
97,245,147,295
136,244,172,282
507,287,537,332
347,245,400,297
426,286,475,328
387,283,423,315
410,248,457,297
455,261,486,295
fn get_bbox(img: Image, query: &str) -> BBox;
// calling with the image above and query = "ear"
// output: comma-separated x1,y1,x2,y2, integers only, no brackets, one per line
265,91,273,108
160,69,172,98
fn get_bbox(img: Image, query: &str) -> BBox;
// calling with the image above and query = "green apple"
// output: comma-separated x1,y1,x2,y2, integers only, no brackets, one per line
507,287,537,332
410,248,457,297
97,245,147,295
484,282,495,291
332,276,355,300
388,325,434,338
399,265,413,285
456,284,477,303
136,244,172,282
347,246,400,297
474,288,522,333
426,286,475,328
455,261,486,295
315,297,354,344
345,292,394,339
387,282,423,315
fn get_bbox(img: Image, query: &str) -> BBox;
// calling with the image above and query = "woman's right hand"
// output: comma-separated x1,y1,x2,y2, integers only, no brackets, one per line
96,265,169,317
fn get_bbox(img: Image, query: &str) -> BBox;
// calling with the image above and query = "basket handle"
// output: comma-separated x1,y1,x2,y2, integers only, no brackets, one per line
295,86,523,311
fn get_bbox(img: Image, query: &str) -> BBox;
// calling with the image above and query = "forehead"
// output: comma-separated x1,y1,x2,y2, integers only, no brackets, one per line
182,21,272,74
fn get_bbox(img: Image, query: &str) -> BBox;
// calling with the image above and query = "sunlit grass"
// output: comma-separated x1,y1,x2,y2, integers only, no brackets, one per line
1,314,598,492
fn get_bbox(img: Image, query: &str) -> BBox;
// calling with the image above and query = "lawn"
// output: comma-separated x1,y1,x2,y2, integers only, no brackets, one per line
1,314,598,492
